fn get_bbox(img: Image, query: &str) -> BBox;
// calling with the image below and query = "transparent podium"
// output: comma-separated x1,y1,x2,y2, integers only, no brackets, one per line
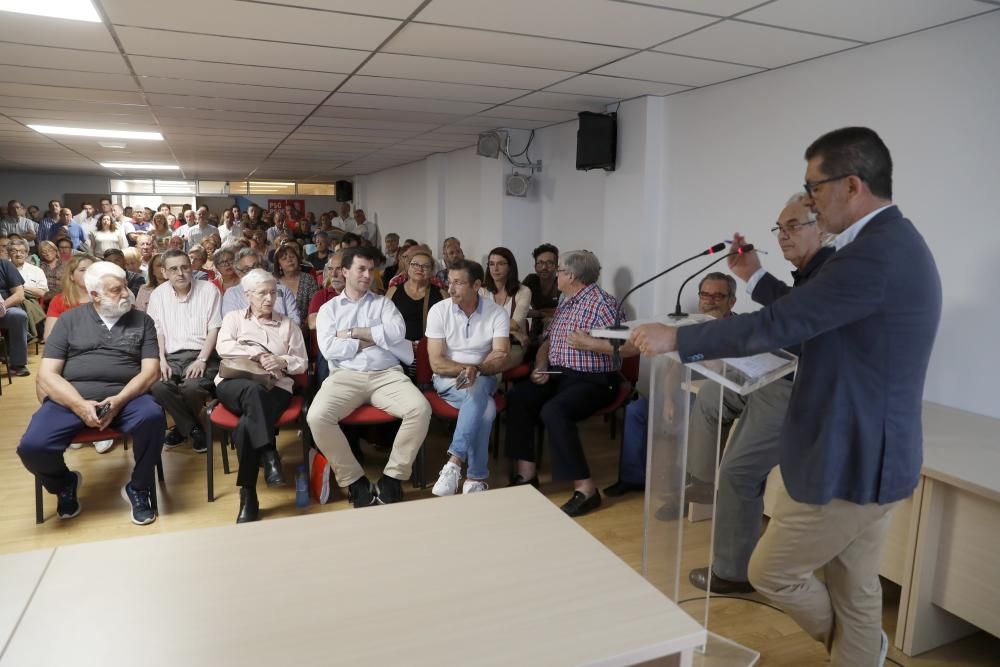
594,316,797,667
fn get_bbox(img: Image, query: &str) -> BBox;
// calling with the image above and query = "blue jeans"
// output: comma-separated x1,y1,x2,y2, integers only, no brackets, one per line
619,397,649,485
433,374,498,480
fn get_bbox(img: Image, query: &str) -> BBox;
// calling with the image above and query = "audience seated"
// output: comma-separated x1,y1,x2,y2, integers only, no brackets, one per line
211,246,241,293
306,246,431,508
17,261,164,525
384,247,445,380
134,253,164,312
0,251,30,376
505,250,637,517
274,243,318,326
102,248,146,297
428,260,510,496
215,268,308,523
306,231,332,271
147,249,223,454
8,239,48,341
522,243,560,346
221,248,299,323
435,237,464,286
481,246,532,370
36,240,64,300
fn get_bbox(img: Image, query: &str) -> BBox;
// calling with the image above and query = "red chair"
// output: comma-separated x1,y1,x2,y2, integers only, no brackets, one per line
339,403,426,489
205,373,311,502
34,429,165,524
415,338,507,462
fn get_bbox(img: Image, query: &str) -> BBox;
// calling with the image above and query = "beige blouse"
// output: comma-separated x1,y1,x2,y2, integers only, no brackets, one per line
215,308,308,394
479,283,532,334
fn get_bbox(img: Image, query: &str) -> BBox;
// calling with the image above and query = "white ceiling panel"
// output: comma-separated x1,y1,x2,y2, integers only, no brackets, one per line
546,74,687,98
661,21,859,69
623,0,765,17
0,14,118,52
0,42,129,74
453,116,552,130
594,51,763,86
740,0,994,43
116,27,369,73
144,94,315,115
383,23,635,71
303,117,441,132
0,65,138,91
512,91,618,112
341,76,527,104
415,0,717,48
483,106,577,122
152,107,304,125
140,78,329,104
1,107,156,125
292,130,412,142
255,0,425,19
102,0,401,50
130,57,348,90
360,53,571,89
325,92,491,115
0,84,145,105
312,106,462,124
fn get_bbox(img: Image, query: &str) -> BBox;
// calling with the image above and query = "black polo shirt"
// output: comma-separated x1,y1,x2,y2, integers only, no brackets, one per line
43,304,159,400
0,259,25,300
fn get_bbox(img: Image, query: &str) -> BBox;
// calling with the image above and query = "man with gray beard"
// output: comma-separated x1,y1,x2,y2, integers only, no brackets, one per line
17,261,165,526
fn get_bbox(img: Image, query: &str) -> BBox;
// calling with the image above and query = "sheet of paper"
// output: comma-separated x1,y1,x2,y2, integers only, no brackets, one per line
721,352,791,380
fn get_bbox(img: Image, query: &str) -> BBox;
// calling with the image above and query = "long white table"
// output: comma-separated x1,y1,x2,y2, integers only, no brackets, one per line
1,487,705,666
0,548,53,655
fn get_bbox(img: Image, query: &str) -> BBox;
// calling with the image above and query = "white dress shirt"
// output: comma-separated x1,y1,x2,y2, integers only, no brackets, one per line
834,204,892,251
146,279,222,354
316,289,413,371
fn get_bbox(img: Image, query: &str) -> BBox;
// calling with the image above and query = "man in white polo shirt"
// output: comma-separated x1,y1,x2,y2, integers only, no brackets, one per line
147,249,222,453
427,259,510,496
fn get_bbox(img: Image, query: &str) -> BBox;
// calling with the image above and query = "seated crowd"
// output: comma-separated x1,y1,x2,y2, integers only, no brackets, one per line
7,197,644,527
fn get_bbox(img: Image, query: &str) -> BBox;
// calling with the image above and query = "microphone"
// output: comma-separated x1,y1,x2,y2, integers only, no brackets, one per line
669,244,755,319
606,242,727,364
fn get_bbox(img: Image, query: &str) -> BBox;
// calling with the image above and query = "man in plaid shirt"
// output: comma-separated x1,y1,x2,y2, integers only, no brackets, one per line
505,250,637,517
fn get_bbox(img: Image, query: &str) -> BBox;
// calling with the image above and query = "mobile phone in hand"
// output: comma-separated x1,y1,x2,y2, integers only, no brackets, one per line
455,372,469,389
96,402,112,420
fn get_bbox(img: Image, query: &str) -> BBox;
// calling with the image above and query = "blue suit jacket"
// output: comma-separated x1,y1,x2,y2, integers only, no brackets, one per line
677,206,941,505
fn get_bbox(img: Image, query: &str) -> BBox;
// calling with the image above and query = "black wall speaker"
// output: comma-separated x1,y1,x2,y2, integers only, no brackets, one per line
575,112,617,172
335,180,353,202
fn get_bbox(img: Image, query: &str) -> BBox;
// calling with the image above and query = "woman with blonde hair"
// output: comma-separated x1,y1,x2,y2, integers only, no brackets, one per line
36,240,65,300
150,212,173,251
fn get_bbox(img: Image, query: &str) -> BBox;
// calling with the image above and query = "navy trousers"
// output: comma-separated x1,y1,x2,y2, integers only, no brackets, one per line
18,393,166,493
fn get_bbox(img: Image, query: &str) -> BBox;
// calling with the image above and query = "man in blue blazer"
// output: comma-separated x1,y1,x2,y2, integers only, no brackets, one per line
630,127,941,667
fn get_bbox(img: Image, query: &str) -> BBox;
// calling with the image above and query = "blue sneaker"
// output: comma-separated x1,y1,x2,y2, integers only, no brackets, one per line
121,482,156,525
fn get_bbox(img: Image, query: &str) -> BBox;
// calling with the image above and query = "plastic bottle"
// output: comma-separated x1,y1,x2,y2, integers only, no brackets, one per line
295,464,309,508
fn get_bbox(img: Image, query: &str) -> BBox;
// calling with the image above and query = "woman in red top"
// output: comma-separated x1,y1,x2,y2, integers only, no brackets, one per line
44,254,97,334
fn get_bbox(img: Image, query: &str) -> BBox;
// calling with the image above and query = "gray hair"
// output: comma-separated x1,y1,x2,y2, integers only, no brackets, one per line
213,246,235,265
785,192,818,223
559,250,601,285
698,271,737,296
7,238,29,253
235,246,265,270
83,260,126,294
241,268,276,293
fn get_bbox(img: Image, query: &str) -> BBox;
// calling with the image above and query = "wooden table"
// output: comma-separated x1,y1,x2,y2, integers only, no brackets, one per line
0,548,53,654
1,487,705,666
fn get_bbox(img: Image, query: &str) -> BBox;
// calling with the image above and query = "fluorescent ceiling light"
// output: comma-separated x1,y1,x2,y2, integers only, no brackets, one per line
100,162,179,170
28,124,163,140
0,0,100,22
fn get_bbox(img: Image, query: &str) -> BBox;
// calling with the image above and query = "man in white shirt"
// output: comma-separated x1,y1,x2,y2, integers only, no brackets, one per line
136,234,155,276
307,246,431,508
73,202,98,238
333,202,352,232
221,248,300,323
427,260,510,496
148,249,222,453
352,208,378,246
266,210,290,245
177,207,220,250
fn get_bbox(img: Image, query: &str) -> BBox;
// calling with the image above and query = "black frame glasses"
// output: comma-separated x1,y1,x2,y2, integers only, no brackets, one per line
770,220,817,237
803,173,855,196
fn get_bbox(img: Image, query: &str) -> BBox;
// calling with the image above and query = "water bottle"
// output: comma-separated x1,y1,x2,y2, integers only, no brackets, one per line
295,465,309,508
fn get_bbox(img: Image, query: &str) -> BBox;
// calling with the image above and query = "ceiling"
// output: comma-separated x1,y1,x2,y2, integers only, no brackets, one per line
0,0,996,181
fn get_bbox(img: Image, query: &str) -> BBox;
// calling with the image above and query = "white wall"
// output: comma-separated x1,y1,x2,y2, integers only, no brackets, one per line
656,12,1000,417
0,170,111,207
361,159,427,244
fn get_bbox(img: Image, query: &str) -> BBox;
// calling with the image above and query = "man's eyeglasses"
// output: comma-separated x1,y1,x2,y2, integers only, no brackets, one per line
535,259,556,268
770,220,817,237
409,262,432,271
698,291,731,301
803,173,855,196
237,263,260,273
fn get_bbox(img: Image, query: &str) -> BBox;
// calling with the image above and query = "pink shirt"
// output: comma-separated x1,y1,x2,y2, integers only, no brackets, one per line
215,308,308,394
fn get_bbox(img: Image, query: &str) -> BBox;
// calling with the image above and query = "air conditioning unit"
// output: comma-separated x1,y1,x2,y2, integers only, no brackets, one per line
505,173,532,197
477,131,502,158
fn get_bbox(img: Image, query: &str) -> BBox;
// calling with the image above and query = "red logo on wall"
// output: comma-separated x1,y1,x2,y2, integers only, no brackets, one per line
267,199,305,219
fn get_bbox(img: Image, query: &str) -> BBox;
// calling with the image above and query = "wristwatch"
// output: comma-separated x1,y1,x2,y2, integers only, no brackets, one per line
197,357,208,363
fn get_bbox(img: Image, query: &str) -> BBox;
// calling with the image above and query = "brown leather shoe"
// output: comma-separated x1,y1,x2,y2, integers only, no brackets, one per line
688,567,755,594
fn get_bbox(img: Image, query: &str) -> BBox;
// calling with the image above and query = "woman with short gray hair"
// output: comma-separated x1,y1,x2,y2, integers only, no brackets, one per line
214,267,308,523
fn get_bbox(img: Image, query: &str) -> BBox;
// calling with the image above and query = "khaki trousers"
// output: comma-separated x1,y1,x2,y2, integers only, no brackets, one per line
306,366,431,487
748,484,897,667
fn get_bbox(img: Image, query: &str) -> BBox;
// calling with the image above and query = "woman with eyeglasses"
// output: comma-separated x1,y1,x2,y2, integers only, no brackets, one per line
385,248,446,379
211,247,241,294
37,240,66,300
274,243,317,326
480,246,532,370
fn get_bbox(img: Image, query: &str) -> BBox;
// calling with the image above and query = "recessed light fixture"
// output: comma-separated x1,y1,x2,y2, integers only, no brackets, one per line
98,141,128,149
0,0,100,22
28,125,163,140
100,162,180,170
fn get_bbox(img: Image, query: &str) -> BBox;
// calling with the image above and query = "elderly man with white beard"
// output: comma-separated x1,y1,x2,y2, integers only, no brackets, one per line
17,261,165,525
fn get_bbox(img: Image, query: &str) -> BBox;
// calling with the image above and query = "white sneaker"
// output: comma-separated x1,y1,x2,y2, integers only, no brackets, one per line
94,439,115,454
69,442,83,450
462,480,488,494
432,462,462,497
878,630,888,667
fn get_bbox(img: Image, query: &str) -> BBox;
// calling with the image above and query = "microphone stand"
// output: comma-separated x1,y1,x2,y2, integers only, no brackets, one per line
606,242,727,364
669,244,755,319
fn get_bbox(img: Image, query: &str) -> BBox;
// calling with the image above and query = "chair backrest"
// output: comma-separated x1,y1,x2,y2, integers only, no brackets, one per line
291,372,309,392
621,354,640,385
415,337,432,386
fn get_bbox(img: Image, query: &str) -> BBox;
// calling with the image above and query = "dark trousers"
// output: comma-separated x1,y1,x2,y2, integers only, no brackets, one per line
215,379,291,487
17,394,166,493
505,368,618,481
150,349,218,437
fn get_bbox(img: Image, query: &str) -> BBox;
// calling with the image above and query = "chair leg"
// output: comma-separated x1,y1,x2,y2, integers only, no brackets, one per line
35,476,44,524
207,416,215,503
220,431,231,474
152,463,161,513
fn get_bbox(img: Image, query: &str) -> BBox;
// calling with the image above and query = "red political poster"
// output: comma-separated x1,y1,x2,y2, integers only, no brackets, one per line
267,199,305,219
